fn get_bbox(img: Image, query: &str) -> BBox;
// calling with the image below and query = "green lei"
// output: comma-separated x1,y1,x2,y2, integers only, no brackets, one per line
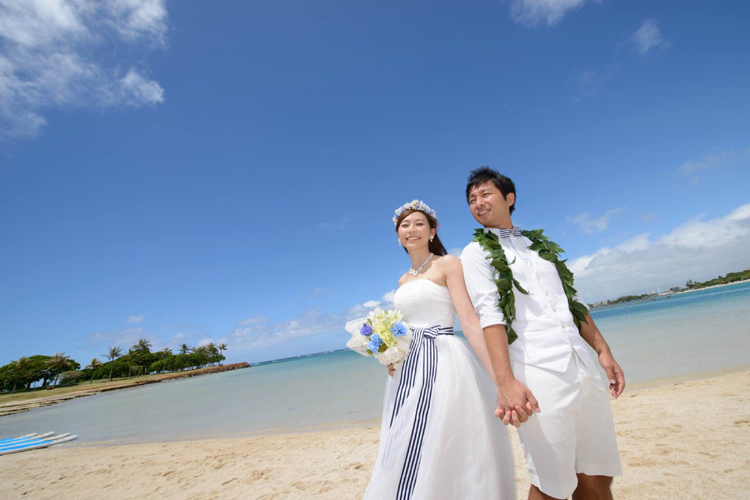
472,228,589,345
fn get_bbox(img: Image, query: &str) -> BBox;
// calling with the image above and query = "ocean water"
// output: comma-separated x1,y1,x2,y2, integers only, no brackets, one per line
1,282,748,445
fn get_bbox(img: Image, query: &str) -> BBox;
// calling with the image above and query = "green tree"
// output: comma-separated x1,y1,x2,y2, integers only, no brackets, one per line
104,346,123,381
10,357,33,393
218,343,227,365
158,348,172,373
179,343,190,355
86,358,103,384
45,353,74,387
135,338,152,353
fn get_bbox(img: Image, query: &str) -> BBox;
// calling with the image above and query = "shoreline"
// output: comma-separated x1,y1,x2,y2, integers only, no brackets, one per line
1,369,747,499
0,362,250,418
673,278,750,295
74,364,748,447
590,278,749,309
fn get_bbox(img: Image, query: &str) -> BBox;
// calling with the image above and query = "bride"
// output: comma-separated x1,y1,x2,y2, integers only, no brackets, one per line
362,201,517,500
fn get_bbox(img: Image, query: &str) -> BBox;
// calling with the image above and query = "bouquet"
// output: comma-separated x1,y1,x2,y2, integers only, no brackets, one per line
345,308,412,367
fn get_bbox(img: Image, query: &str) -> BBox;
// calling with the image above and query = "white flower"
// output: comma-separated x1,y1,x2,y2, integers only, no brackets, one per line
346,333,370,355
377,345,406,366
344,317,367,336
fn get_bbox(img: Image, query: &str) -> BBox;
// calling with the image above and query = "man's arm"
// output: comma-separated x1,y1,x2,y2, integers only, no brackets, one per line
579,313,625,398
483,324,541,422
461,244,539,424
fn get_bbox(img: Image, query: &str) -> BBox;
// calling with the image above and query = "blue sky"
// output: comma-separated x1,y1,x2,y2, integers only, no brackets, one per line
1,0,749,366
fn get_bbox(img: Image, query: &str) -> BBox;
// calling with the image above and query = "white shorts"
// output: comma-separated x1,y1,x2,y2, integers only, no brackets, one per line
512,353,622,499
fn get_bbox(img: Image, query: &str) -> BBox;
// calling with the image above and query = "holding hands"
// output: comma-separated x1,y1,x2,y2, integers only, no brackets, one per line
496,378,541,427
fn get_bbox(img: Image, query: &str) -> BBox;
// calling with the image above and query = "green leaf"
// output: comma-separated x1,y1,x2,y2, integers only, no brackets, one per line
539,251,557,262
513,279,529,295
507,327,518,345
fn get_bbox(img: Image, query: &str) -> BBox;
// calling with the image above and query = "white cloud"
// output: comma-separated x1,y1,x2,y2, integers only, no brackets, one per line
236,315,268,327
0,0,168,139
84,326,155,349
126,314,146,323
225,290,396,352
631,19,669,54
679,147,750,176
509,0,600,27
319,215,356,230
570,203,750,301
567,66,618,102
567,207,626,235
640,212,656,223
196,337,213,347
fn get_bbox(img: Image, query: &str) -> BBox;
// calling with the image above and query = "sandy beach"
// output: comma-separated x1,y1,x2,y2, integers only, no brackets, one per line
1,369,748,499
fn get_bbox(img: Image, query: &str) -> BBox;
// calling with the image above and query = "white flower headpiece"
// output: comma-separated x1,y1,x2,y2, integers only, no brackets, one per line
392,199,439,228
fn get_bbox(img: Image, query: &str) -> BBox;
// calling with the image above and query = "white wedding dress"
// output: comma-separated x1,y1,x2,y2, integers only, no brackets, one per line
363,279,516,500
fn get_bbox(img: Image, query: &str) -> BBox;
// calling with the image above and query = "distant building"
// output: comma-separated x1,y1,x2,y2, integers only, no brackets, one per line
669,286,681,293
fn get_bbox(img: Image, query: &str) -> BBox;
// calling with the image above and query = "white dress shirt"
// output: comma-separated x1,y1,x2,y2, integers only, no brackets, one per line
461,227,592,373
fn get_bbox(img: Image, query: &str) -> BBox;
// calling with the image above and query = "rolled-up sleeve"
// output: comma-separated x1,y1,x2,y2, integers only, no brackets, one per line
460,242,506,329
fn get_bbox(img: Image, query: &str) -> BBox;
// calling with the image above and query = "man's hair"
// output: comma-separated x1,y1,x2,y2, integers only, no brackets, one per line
465,166,516,214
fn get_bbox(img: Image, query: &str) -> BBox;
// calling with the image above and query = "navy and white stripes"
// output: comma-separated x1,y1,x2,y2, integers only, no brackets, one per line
496,226,522,238
390,325,453,500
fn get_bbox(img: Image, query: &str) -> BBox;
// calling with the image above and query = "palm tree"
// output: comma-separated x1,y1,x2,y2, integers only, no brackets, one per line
45,353,72,388
179,343,190,355
159,348,172,373
207,343,219,366
218,343,227,366
86,358,103,384
104,346,123,382
126,348,136,378
135,338,152,353
194,345,209,369
11,356,33,394
129,339,152,377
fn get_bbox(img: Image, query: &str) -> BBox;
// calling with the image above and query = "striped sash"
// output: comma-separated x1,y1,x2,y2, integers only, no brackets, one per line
390,325,454,500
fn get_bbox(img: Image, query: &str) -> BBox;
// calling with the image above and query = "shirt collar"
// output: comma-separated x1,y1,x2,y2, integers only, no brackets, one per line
485,227,522,238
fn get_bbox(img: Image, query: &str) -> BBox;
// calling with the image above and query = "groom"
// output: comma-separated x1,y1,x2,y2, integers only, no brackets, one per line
461,167,624,500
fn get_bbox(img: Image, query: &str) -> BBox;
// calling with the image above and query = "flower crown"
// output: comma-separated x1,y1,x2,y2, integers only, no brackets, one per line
392,199,439,227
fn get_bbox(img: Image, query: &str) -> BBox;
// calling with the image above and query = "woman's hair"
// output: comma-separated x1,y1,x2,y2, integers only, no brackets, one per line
395,209,448,256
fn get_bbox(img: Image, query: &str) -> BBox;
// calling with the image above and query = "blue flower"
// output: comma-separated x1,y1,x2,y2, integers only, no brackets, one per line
390,321,408,337
360,323,373,337
367,334,383,352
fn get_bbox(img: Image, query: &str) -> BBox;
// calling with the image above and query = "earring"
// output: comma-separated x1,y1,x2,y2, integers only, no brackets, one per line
397,239,402,246
430,237,434,242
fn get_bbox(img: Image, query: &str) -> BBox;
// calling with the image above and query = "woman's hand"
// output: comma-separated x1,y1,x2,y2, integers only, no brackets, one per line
388,363,395,376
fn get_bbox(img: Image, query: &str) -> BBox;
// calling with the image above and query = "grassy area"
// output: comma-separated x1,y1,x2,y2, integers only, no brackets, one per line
0,367,227,404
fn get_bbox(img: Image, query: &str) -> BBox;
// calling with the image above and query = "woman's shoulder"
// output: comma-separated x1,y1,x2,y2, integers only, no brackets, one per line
434,254,462,274
397,272,410,287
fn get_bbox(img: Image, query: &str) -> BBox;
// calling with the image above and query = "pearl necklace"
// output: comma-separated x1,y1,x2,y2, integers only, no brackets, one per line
408,253,433,277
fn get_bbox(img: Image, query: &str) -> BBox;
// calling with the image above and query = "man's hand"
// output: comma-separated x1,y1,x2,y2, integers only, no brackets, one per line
495,378,541,427
599,351,625,398
387,363,395,377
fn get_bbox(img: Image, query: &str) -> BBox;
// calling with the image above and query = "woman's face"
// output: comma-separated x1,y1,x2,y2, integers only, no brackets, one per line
397,211,435,251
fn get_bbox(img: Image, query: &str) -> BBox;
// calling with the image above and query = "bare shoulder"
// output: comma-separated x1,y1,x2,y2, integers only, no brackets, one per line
435,254,463,275
397,272,410,287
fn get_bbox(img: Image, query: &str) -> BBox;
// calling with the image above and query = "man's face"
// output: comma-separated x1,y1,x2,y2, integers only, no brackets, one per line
468,181,514,227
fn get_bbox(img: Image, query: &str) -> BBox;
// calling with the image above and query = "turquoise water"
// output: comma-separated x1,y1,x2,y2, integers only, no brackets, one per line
1,282,748,444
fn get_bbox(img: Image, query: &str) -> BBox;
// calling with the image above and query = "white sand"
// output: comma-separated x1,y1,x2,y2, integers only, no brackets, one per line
1,370,748,499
